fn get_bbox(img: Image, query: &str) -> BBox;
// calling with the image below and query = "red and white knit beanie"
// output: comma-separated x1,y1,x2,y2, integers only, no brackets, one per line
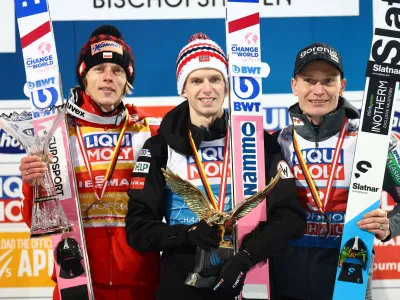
176,33,228,96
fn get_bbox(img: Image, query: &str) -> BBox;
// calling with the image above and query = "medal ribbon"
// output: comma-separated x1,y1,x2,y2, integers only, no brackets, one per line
76,108,129,201
188,126,230,212
292,118,347,237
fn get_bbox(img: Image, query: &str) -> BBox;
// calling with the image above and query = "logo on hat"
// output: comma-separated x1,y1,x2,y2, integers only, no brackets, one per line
103,52,113,59
79,61,86,76
91,41,123,56
199,55,210,62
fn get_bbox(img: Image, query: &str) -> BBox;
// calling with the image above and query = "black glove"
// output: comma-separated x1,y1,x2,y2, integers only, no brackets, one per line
198,250,253,296
187,220,220,251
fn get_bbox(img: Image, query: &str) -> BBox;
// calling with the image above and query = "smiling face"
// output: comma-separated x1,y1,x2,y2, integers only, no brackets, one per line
292,60,346,124
84,62,127,112
182,68,227,128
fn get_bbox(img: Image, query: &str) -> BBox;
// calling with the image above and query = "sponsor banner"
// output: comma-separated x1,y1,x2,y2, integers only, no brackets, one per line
361,78,395,136
373,194,400,288
0,0,15,53
37,0,359,21
0,130,24,155
0,232,55,289
0,174,23,225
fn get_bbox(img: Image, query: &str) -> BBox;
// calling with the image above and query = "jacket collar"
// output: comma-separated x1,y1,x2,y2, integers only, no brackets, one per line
288,97,359,142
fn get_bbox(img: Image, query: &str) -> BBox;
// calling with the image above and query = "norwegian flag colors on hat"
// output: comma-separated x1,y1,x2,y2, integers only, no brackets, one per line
176,33,228,96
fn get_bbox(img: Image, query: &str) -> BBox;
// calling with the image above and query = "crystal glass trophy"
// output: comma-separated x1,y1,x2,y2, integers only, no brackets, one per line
0,107,72,238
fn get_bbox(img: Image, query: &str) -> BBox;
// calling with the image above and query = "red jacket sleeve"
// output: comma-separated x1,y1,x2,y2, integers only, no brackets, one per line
21,182,33,228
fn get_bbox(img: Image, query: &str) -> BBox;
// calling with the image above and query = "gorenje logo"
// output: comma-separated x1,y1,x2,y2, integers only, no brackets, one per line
354,160,372,178
300,46,339,63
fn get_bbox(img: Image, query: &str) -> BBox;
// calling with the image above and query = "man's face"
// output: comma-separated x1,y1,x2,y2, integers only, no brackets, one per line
182,68,227,120
292,60,346,121
85,63,127,112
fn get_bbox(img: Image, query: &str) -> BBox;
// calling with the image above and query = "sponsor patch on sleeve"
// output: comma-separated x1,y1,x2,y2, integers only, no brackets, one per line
138,149,151,158
130,177,146,190
133,162,150,173
277,160,294,179
292,117,304,126
146,117,161,126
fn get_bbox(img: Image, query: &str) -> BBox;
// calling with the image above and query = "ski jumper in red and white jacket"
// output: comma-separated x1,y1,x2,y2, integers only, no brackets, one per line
21,88,160,300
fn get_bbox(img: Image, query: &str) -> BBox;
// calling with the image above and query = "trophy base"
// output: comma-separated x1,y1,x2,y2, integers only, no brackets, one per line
31,224,73,239
185,244,235,288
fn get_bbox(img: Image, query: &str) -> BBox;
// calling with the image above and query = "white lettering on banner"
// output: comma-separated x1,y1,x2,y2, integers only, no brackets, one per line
31,0,359,21
373,262,400,273
264,107,290,131
18,249,53,277
374,235,400,247
0,131,23,150
0,236,54,281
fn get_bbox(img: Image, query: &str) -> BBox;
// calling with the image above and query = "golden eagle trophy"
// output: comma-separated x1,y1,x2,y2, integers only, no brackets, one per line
162,168,281,288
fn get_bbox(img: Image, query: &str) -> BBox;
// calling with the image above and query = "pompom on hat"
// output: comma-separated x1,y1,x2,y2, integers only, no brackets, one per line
176,33,228,96
76,25,135,89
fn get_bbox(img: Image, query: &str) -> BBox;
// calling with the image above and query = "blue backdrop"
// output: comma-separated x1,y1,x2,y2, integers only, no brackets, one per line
0,0,372,100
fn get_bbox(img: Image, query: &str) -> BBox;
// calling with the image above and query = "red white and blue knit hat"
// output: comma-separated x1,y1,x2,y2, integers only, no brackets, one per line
176,33,228,96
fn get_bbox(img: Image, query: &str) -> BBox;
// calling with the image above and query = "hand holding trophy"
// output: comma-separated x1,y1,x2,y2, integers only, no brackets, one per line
162,167,281,288
0,106,72,238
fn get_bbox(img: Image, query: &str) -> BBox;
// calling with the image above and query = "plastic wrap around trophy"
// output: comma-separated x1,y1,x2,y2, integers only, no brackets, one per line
162,167,281,288
0,106,72,238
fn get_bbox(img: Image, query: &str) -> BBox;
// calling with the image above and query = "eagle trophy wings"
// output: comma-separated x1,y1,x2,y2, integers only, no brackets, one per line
161,167,281,230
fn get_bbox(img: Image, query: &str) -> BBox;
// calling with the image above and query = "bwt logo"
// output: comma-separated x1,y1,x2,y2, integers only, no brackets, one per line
232,76,261,113
30,87,59,109
232,65,261,75
0,129,24,154
0,176,22,199
27,77,56,89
